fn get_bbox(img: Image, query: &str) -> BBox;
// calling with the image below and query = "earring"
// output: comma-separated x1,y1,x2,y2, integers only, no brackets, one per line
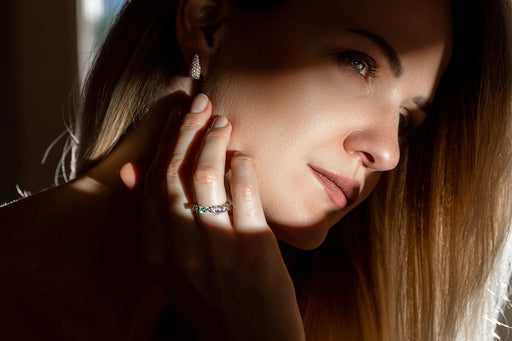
189,54,201,80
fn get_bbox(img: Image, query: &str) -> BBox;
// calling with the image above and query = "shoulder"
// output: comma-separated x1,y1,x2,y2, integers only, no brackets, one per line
0,178,117,262
0,175,140,241
0,178,158,338
0,177,112,224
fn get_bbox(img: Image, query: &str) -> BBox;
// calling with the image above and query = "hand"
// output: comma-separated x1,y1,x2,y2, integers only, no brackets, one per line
120,94,305,340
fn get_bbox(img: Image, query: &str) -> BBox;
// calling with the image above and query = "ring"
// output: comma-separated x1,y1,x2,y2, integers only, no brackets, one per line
190,201,233,214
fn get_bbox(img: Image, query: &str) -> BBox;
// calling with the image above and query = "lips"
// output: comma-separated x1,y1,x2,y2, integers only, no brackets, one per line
309,165,359,210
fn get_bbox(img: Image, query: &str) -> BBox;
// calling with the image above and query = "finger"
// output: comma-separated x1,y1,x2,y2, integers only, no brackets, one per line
167,94,213,209
168,93,211,170
229,152,268,232
146,94,211,214
192,115,232,228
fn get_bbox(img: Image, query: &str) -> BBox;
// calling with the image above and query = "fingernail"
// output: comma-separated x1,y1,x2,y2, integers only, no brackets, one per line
190,93,208,113
213,115,228,128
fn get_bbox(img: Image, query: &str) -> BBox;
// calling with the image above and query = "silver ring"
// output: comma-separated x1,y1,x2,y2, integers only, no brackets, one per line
191,201,232,214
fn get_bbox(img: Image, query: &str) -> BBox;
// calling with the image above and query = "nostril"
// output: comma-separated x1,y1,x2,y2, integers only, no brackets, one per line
362,151,375,164
344,131,399,171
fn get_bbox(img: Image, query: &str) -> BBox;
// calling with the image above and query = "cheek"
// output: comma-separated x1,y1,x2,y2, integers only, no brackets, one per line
207,71,312,155
208,62,359,145
206,65,383,249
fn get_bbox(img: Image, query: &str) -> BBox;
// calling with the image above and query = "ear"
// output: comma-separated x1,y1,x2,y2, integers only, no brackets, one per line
176,0,229,77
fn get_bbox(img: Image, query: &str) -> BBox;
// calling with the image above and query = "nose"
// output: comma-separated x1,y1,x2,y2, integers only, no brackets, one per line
343,119,400,172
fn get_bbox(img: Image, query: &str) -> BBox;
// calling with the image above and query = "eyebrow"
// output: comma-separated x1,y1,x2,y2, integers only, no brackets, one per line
347,28,403,78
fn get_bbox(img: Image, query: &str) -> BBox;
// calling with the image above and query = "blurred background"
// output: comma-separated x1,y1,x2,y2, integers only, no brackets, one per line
0,0,511,339
1,0,125,205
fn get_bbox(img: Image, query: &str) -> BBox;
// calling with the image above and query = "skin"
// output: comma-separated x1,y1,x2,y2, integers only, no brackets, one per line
118,0,452,337
200,0,453,248
0,0,452,338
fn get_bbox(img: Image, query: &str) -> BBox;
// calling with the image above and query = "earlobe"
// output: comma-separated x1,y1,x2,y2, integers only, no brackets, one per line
175,0,226,77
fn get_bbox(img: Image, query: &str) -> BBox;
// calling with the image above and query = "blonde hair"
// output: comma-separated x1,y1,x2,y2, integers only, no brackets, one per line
71,0,512,339
74,0,183,174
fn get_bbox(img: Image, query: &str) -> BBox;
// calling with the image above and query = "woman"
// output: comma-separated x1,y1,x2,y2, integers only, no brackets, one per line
1,0,511,339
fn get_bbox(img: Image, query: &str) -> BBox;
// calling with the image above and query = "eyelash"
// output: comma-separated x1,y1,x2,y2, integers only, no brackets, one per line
338,51,379,79
398,111,414,137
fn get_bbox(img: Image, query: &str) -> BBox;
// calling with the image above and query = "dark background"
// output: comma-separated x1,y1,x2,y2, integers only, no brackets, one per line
1,0,78,204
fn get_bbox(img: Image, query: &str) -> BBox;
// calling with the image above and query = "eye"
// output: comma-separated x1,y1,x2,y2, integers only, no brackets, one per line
338,51,379,79
398,112,413,137
347,59,369,77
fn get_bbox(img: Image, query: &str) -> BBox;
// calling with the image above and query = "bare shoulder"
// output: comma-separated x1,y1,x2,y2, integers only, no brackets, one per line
0,177,112,226
0,178,111,267
0,178,159,339
0,176,136,271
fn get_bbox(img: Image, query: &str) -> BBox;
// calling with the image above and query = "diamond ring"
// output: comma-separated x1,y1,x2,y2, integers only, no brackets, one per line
190,201,233,214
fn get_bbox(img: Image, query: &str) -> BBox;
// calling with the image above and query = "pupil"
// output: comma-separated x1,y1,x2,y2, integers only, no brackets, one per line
352,61,364,71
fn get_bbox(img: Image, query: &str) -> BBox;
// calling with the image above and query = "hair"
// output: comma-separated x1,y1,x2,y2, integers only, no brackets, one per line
69,0,512,339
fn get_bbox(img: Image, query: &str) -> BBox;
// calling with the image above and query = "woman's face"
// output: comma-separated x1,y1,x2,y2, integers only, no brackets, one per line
204,0,452,249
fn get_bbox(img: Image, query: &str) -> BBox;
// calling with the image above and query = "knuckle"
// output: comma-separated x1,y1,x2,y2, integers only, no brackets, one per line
166,172,181,186
237,182,258,200
166,157,183,180
234,183,261,217
205,129,228,143
180,114,206,132
193,164,221,185
241,201,260,219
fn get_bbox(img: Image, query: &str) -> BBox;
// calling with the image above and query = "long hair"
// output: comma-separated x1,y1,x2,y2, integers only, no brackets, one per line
71,0,512,339
297,0,512,340
74,0,182,174
372,0,512,338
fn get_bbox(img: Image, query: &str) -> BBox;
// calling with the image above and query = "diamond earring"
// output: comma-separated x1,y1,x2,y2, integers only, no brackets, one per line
189,54,201,80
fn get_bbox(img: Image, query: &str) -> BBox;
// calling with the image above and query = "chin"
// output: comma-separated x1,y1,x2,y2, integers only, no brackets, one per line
269,221,331,250
264,203,347,250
